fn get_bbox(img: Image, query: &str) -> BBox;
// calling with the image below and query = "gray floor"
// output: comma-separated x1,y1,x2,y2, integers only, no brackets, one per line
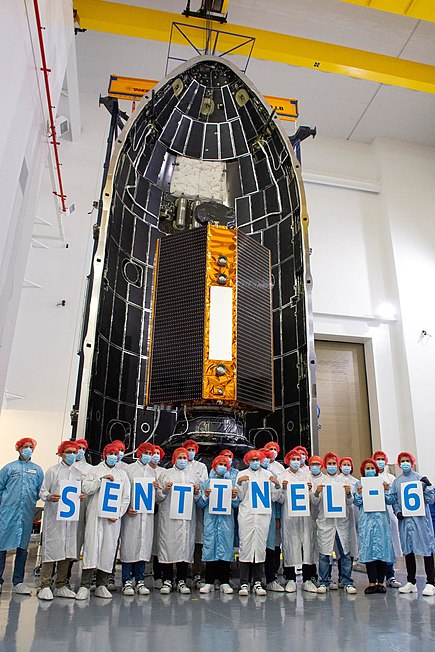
0,546,434,652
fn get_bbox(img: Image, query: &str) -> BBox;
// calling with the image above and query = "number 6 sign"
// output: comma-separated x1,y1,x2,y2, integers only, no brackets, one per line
401,481,426,517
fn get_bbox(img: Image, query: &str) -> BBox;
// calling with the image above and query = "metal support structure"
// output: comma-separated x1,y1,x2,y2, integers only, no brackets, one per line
290,126,317,165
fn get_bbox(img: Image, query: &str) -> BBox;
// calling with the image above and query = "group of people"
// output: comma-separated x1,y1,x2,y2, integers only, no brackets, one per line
0,436,434,602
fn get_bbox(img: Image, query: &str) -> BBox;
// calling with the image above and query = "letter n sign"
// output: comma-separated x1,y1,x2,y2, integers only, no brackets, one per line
250,480,271,514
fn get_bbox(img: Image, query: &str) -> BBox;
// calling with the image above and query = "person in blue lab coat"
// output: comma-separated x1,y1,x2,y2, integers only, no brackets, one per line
353,458,395,594
0,437,44,594
390,451,435,596
197,455,239,595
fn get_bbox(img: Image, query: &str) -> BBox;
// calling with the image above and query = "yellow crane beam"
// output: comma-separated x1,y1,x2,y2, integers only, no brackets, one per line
74,0,435,94
340,1,435,24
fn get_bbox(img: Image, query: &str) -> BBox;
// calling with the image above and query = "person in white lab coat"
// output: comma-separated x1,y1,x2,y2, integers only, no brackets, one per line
311,452,357,594
120,442,159,596
78,443,130,600
295,446,311,480
38,441,84,601
372,450,402,588
306,455,324,583
184,439,208,588
278,449,317,593
335,456,359,588
236,450,281,597
264,441,285,476
150,445,165,588
157,447,200,595
72,438,93,557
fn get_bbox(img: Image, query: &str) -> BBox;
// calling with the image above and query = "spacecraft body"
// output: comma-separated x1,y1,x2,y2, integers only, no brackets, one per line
76,55,317,462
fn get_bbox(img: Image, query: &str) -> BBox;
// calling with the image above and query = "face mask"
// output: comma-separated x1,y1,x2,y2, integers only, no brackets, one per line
76,449,85,461
106,454,118,467
290,460,300,470
249,460,260,471
216,465,227,476
141,454,151,465
376,460,386,470
151,454,160,464
188,451,195,461
176,459,188,470
300,455,306,464
64,453,77,466
341,465,352,475
365,469,376,477
326,465,337,475
311,465,321,476
226,457,233,466
261,458,270,469
20,447,33,460
118,451,125,460
269,450,278,460
400,461,412,473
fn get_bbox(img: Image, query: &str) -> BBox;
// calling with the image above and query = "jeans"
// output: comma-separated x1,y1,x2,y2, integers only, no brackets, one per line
122,561,146,585
319,537,353,587
0,548,28,586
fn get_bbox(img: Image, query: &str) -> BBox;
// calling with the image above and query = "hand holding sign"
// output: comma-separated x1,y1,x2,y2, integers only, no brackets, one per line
57,480,81,521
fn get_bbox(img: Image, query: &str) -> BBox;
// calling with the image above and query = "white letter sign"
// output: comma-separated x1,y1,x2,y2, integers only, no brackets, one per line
401,481,426,517
133,479,155,514
249,480,272,514
323,483,346,518
98,478,122,519
286,482,310,517
57,480,81,521
170,484,194,520
361,477,385,512
208,479,232,515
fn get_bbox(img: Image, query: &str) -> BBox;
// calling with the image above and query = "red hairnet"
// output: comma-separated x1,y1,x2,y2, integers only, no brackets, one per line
360,458,380,477
57,440,79,456
264,441,280,453
76,439,89,449
284,448,302,467
154,445,165,459
137,442,155,457
323,451,340,466
111,440,126,452
397,451,416,466
220,449,234,458
103,443,120,458
309,455,324,467
183,439,199,453
212,455,230,471
373,450,388,463
260,448,274,460
172,447,189,465
243,449,265,465
340,457,354,472
15,437,37,450
296,446,309,458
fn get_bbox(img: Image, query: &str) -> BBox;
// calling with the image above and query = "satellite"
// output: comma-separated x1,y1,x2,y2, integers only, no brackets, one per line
74,55,317,465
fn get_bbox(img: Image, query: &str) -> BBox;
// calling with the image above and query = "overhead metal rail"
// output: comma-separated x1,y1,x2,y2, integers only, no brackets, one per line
340,0,435,24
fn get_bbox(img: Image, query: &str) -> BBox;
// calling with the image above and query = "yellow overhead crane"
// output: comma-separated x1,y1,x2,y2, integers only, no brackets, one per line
340,0,435,24
74,0,435,95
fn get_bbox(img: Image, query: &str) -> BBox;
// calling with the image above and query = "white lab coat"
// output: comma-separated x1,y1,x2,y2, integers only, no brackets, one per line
40,461,83,563
187,459,208,544
278,468,315,566
270,460,285,476
311,473,354,556
120,461,156,563
156,465,199,564
379,468,402,558
152,465,164,556
74,457,93,553
236,467,280,563
82,461,130,572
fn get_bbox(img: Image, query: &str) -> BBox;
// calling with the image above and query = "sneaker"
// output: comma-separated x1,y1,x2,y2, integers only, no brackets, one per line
266,580,284,592
386,577,402,588
422,583,435,596
338,581,344,589
399,582,417,594
317,585,328,594
284,580,296,593
38,587,54,601
199,583,214,593
154,578,163,590
239,584,249,596
177,581,191,594
344,585,357,594
107,575,117,592
122,581,135,596
136,581,150,595
160,580,173,594
94,585,113,599
54,586,76,598
253,582,266,596
220,583,233,594
75,587,89,600
12,583,32,595
192,575,203,589
302,580,318,593
329,581,338,590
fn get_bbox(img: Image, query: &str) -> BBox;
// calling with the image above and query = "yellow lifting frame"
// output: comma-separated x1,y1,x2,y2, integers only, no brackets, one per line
340,1,435,25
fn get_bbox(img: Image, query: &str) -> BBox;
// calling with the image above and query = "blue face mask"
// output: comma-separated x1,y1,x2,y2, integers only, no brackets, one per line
311,465,321,476
151,454,160,464
64,453,77,466
290,460,301,470
261,458,270,469
249,460,260,471
341,465,352,476
365,469,376,477
400,461,412,473
188,451,195,461
106,454,118,467
76,449,85,461
216,465,227,476
20,447,33,460
176,459,188,470
226,457,233,466
300,455,306,465
141,454,151,465
118,451,125,460
327,465,337,475
376,460,386,470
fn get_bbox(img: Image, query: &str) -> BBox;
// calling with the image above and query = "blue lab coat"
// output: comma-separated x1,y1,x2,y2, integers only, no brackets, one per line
198,470,239,562
353,482,395,564
390,471,435,556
